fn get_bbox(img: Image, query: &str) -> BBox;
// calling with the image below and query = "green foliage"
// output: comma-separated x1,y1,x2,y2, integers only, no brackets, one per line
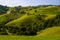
0,26,8,35
0,5,9,14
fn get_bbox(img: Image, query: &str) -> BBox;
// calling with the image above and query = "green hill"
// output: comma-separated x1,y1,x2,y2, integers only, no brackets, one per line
5,15,43,35
0,5,60,35
37,27,60,37
39,6,60,14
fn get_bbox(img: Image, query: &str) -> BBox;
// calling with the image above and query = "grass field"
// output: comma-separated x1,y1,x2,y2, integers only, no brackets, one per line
0,35,60,40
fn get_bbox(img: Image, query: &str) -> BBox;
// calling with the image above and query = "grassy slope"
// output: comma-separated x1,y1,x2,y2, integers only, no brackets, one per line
39,6,60,15
36,27,60,40
0,6,60,40
0,8,25,25
28,6,60,15
0,6,60,26
0,13,24,25
5,6,60,27
37,27,60,36
5,15,39,27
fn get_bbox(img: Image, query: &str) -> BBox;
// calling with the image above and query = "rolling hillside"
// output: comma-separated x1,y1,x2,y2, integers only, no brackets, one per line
0,5,60,36
37,27,60,37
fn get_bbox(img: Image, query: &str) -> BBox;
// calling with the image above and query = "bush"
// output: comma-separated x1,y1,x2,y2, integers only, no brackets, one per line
0,26,8,35
21,11,26,14
35,10,37,12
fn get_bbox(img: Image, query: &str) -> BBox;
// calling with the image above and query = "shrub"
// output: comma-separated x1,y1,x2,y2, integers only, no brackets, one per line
35,10,37,12
0,26,8,35
21,11,26,14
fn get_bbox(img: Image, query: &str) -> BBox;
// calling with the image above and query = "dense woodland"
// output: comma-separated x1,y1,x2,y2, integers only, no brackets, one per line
0,5,60,35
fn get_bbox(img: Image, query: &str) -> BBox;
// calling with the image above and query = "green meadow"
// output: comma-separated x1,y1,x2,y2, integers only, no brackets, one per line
0,5,60,40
